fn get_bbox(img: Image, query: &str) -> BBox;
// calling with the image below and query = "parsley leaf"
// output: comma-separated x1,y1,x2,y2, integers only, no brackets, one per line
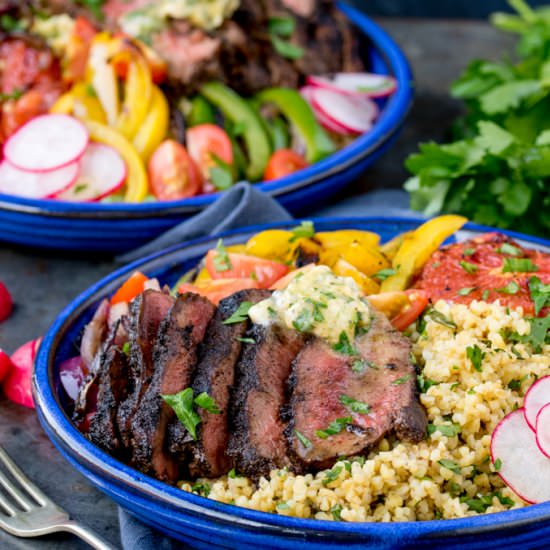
162,389,201,440
529,276,550,315
427,423,461,437
425,308,457,330
502,258,539,273
339,395,371,414
223,301,253,324
289,221,315,242
497,281,520,295
316,417,352,439
458,287,476,296
212,240,232,272
496,243,522,256
466,344,485,371
194,392,221,414
372,268,397,281
392,375,412,385
294,430,312,449
438,459,461,474
332,331,358,356
460,260,479,274
236,337,256,344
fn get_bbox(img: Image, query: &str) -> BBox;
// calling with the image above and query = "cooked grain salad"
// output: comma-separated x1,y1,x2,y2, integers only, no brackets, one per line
180,300,550,521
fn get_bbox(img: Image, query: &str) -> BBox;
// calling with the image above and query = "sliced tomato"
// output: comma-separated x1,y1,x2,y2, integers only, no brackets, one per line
205,251,288,289
270,265,316,290
187,124,234,180
179,278,259,305
110,271,149,305
65,17,97,83
148,140,203,200
391,289,429,331
264,149,308,181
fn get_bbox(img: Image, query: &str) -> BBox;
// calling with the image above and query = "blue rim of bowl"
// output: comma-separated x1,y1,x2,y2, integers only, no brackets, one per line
33,216,550,541
0,3,413,220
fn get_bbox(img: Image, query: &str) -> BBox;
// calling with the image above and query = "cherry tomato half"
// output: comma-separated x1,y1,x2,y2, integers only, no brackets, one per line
205,251,289,289
264,149,308,181
391,289,429,331
179,278,259,305
187,124,234,180
148,140,203,200
111,271,149,305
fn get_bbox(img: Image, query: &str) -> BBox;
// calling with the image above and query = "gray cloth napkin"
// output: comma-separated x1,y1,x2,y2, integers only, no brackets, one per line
119,183,415,549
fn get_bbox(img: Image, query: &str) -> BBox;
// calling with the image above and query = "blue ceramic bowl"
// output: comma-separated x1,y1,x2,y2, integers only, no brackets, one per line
0,4,413,253
33,217,550,549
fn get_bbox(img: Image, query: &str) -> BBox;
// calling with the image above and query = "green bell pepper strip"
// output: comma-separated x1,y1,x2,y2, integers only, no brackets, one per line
256,87,336,163
199,82,271,181
270,116,290,151
188,95,216,127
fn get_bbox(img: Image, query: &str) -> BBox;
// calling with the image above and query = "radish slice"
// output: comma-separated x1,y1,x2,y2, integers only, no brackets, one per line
536,403,550,459
3,337,42,409
491,408,550,504
307,73,397,98
58,143,127,202
0,349,12,383
59,356,87,401
300,86,356,135
310,87,379,135
0,160,79,199
4,114,89,172
0,281,12,323
524,375,550,431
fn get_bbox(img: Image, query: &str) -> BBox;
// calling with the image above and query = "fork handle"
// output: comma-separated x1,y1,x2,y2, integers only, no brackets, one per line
57,520,117,550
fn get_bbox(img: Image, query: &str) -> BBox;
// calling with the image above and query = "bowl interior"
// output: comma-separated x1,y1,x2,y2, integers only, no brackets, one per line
34,217,550,546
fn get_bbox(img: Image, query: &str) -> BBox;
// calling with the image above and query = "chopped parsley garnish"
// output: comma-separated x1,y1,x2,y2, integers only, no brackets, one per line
425,308,457,330
289,220,315,242
507,379,522,391
372,268,397,281
121,341,131,355
460,260,479,274
462,248,476,256
458,287,476,296
236,337,256,344
276,501,290,510
72,0,106,20
292,309,314,333
493,458,503,472
438,459,461,474
294,430,312,449
351,359,378,373
392,375,412,385
0,88,24,102
316,417,352,439
427,423,461,437
330,504,343,520
528,276,550,315
466,344,485,372
332,331,358,356
417,375,437,393
228,468,239,479
339,395,371,414
191,482,211,496
322,465,343,485
194,392,221,414
223,301,253,324
496,243,522,256
502,258,539,273
501,314,550,353
497,281,520,295
212,240,232,272
460,491,513,513
482,290,490,301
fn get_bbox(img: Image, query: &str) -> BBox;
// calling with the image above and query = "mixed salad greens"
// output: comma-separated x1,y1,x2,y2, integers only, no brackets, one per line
406,0,550,238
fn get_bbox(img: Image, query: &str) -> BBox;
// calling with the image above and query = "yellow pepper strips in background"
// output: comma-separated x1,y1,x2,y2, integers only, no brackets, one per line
315,230,380,251
84,120,149,202
339,241,390,277
51,83,107,123
332,258,380,295
368,291,411,319
379,231,413,261
381,215,468,292
133,86,169,162
245,230,294,261
115,53,153,139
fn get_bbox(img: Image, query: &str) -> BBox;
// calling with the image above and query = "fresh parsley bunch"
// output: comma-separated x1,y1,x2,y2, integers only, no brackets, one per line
405,0,550,236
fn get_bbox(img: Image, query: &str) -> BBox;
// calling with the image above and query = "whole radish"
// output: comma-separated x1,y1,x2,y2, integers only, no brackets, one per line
3,338,42,408
0,349,12,383
0,281,13,322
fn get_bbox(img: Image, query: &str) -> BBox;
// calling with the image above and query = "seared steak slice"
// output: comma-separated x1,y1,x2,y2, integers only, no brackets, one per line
116,290,174,449
130,293,215,482
288,310,426,468
188,288,271,478
88,346,130,457
228,324,306,477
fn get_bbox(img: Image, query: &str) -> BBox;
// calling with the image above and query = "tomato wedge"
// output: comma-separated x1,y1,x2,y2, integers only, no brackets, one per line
391,289,429,331
111,271,149,305
205,250,288,289
179,278,259,305
264,149,309,181
187,124,234,180
148,140,203,200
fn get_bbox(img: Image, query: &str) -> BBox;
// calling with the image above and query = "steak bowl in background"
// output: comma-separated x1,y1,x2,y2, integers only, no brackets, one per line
0,3,413,254
33,217,550,549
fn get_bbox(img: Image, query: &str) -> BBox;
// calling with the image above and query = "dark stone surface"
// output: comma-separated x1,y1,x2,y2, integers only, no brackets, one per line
0,18,513,550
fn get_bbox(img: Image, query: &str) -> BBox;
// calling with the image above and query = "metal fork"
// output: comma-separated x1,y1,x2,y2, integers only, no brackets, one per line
0,445,115,549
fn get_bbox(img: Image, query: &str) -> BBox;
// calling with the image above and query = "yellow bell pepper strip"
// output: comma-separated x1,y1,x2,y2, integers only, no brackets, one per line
332,258,380,295
255,88,336,163
87,34,120,126
50,84,107,123
368,291,411,319
133,86,169,162
84,120,149,202
245,229,293,261
50,92,75,115
115,53,153,139
200,82,271,181
379,231,413,262
340,242,390,277
316,230,380,252
381,215,468,292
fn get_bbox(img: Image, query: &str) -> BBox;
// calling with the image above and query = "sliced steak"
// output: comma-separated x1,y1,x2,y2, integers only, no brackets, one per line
288,310,426,469
116,290,174,450
188,288,271,478
228,324,306,478
130,293,216,482
88,346,130,457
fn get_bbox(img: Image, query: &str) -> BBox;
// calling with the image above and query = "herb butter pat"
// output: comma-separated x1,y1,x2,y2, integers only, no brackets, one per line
248,266,372,344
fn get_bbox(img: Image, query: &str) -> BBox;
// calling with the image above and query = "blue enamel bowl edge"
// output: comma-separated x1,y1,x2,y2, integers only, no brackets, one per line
33,217,550,549
0,3,414,253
